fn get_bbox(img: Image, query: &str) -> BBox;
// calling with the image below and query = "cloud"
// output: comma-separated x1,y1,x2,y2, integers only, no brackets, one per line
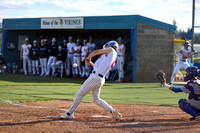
0,0,199,32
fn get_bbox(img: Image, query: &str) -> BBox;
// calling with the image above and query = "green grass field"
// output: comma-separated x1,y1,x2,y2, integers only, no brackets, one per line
0,73,187,106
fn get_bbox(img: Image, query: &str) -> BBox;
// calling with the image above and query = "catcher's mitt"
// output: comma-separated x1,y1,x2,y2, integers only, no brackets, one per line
156,72,166,84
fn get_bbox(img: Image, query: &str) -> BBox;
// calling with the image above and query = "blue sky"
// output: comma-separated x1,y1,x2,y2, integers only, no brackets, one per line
0,0,199,32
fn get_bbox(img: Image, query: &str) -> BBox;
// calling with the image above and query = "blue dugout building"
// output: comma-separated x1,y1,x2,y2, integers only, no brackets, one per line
1,15,176,82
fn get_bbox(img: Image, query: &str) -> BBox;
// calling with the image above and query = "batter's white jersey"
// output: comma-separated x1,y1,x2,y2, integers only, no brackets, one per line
94,49,117,76
117,44,125,56
73,45,81,56
22,44,31,56
179,47,192,61
67,42,76,54
87,42,96,53
81,46,88,61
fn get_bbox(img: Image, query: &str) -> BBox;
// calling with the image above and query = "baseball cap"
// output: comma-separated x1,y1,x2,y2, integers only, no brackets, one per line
44,39,47,42
117,37,122,41
33,40,37,43
83,40,87,43
184,41,191,46
24,38,29,41
0,53,2,56
63,40,67,43
76,39,80,42
52,38,56,42
58,46,62,49
69,36,73,40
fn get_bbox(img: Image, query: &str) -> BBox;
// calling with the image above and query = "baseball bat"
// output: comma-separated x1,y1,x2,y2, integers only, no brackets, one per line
187,28,193,41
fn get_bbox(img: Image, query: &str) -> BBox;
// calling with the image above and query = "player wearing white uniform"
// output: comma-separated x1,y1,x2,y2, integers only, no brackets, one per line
170,41,193,84
30,40,40,75
163,66,200,121
116,37,126,82
81,40,89,77
20,38,32,75
61,41,122,120
66,36,76,76
86,38,96,77
72,39,82,77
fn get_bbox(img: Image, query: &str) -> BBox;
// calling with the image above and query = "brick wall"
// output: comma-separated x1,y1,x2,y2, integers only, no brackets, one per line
136,22,175,82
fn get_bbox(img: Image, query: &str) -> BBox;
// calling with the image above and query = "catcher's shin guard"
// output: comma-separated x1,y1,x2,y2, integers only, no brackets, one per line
178,99,200,117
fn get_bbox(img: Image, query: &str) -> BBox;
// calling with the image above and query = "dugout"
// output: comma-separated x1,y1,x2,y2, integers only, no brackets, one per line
1,15,176,83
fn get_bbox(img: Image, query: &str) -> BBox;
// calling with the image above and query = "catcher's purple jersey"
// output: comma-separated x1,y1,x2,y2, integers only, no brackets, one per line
180,80,200,100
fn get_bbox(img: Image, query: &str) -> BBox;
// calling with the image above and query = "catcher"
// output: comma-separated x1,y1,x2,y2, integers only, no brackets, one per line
158,67,200,121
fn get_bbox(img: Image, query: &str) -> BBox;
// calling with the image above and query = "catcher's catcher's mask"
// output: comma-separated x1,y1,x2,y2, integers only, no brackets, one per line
184,66,199,81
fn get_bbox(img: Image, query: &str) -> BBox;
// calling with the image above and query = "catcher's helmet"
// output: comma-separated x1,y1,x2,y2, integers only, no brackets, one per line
184,66,199,81
184,41,191,46
105,41,118,49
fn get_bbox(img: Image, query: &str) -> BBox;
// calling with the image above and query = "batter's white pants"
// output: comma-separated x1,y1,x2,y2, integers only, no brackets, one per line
170,60,190,84
46,56,57,75
66,54,75,76
68,73,113,114
23,56,31,74
32,60,39,75
117,56,124,80
51,61,63,76
73,56,81,75
40,58,47,76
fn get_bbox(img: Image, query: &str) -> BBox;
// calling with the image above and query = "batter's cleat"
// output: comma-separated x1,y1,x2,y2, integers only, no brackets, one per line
61,112,74,120
190,116,200,121
111,109,122,119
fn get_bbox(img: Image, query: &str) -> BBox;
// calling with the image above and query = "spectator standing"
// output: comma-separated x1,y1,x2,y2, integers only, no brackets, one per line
66,36,76,77
30,40,40,75
116,37,126,83
45,38,58,76
62,40,68,76
81,40,89,77
86,37,97,76
72,39,82,77
20,38,32,75
39,39,48,76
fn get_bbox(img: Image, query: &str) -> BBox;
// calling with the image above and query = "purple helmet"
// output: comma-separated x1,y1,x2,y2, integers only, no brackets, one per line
184,66,199,81
105,41,118,49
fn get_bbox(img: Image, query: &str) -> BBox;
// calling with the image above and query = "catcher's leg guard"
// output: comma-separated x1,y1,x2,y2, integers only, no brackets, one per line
178,99,200,117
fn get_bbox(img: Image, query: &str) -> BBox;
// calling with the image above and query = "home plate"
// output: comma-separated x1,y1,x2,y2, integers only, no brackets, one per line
92,115,112,118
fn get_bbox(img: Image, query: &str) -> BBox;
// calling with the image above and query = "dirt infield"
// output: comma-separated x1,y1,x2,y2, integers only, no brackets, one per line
0,100,200,133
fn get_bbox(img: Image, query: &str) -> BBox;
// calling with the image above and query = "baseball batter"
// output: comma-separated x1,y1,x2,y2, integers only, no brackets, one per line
163,66,200,121
72,39,82,77
20,38,32,75
61,41,122,120
66,36,76,76
81,40,89,77
116,37,126,82
170,41,193,84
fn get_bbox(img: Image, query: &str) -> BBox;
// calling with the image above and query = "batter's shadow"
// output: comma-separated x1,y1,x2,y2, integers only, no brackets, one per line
0,118,60,127
90,118,200,132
